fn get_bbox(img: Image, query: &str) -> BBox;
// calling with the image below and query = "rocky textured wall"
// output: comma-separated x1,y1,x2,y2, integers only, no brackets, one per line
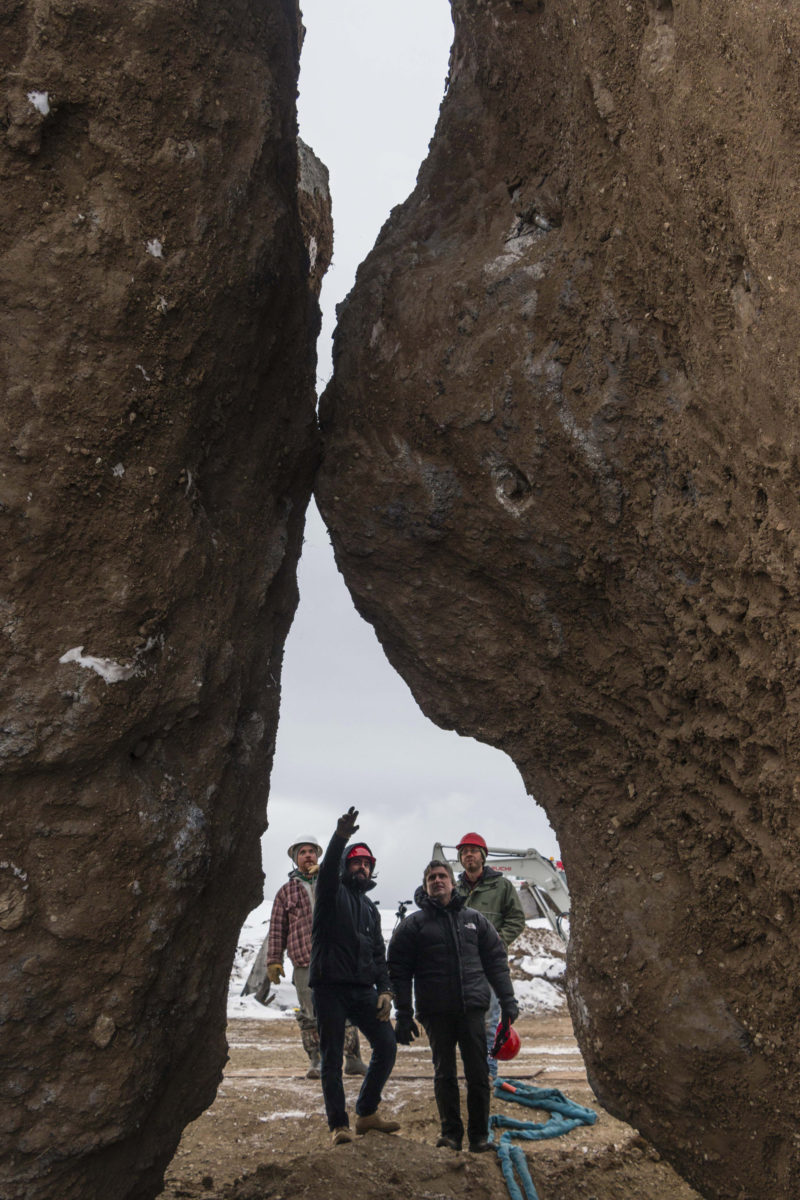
0,2,322,1197
317,2,800,1197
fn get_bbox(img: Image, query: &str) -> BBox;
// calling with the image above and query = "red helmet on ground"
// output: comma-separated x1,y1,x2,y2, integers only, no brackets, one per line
456,832,488,853
494,1022,521,1061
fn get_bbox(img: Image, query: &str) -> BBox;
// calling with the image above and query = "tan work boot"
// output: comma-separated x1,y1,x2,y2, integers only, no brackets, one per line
331,1126,353,1146
354,1111,400,1135
344,1054,368,1076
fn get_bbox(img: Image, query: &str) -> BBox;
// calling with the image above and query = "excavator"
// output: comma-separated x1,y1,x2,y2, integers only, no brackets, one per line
431,841,570,942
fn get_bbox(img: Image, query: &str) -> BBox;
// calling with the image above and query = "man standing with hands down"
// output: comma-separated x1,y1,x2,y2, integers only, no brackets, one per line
456,832,526,1078
310,807,399,1147
388,858,519,1153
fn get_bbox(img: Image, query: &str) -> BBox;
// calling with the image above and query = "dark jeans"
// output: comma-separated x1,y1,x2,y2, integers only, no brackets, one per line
312,983,397,1130
421,1007,490,1147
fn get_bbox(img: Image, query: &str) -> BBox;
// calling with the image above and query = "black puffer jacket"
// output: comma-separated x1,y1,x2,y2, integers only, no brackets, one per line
387,887,518,1019
309,830,390,992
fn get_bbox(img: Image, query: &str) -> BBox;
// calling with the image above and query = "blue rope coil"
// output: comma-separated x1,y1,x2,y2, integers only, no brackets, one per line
488,1078,597,1200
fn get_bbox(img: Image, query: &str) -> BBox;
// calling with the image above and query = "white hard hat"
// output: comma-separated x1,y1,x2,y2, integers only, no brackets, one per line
287,837,322,864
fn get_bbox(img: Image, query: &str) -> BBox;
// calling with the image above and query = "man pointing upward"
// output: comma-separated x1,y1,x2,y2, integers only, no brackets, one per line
310,807,399,1146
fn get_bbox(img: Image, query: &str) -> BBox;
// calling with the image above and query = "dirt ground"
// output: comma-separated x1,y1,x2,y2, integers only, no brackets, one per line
160,1013,701,1200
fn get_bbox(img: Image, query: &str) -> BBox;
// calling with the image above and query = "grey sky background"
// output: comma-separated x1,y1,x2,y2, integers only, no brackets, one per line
261,0,560,908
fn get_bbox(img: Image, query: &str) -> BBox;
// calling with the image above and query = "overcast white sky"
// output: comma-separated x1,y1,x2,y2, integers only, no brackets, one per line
261,0,560,908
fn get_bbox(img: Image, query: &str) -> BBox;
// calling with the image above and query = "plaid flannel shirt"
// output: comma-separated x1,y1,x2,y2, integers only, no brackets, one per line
267,874,313,968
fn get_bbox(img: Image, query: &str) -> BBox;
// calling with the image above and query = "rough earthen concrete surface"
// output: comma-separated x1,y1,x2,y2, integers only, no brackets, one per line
1,2,322,1197
317,2,800,1197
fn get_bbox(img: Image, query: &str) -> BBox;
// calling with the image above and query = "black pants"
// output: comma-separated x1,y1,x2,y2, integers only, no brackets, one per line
312,983,397,1130
421,1007,490,1147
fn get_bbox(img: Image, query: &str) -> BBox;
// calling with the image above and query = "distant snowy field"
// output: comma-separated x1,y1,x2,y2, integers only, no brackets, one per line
227,899,567,1021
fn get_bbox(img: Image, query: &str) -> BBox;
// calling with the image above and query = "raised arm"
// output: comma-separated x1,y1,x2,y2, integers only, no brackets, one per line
316,808,360,903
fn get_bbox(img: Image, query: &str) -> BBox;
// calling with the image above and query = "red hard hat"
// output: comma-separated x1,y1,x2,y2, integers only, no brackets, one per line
494,1023,521,1061
456,832,488,852
346,843,376,868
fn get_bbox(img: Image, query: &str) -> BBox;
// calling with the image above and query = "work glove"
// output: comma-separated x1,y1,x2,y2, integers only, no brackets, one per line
267,962,285,986
394,1014,420,1045
306,863,319,877
376,992,393,1021
336,806,360,840
502,1000,519,1025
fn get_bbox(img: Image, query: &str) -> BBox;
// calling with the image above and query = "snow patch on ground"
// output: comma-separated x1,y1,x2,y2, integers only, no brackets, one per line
228,897,293,1021
509,921,568,1013
520,953,564,980
513,976,566,1012
258,1110,308,1122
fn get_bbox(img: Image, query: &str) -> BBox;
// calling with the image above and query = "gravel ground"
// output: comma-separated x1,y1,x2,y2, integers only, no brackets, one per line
161,1013,701,1200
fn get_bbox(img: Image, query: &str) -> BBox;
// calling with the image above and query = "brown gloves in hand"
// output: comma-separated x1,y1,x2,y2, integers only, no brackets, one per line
376,992,393,1021
267,962,285,986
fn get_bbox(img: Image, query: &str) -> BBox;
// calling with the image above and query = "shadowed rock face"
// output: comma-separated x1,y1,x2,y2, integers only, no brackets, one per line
0,2,322,1197
317,2,800,1196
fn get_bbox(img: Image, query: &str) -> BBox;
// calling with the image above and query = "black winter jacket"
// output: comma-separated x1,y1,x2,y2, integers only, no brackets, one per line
309,830,391,992
387,887,518,1019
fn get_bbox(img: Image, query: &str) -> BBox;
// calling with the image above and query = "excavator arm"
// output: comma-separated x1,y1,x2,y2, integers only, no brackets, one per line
432,842,570,942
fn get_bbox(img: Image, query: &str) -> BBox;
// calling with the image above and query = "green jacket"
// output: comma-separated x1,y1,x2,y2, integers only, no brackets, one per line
456,866,526,948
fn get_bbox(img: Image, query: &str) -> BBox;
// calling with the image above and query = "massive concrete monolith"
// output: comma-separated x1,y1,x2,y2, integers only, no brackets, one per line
0,2,324,1197
317,2,800,1196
